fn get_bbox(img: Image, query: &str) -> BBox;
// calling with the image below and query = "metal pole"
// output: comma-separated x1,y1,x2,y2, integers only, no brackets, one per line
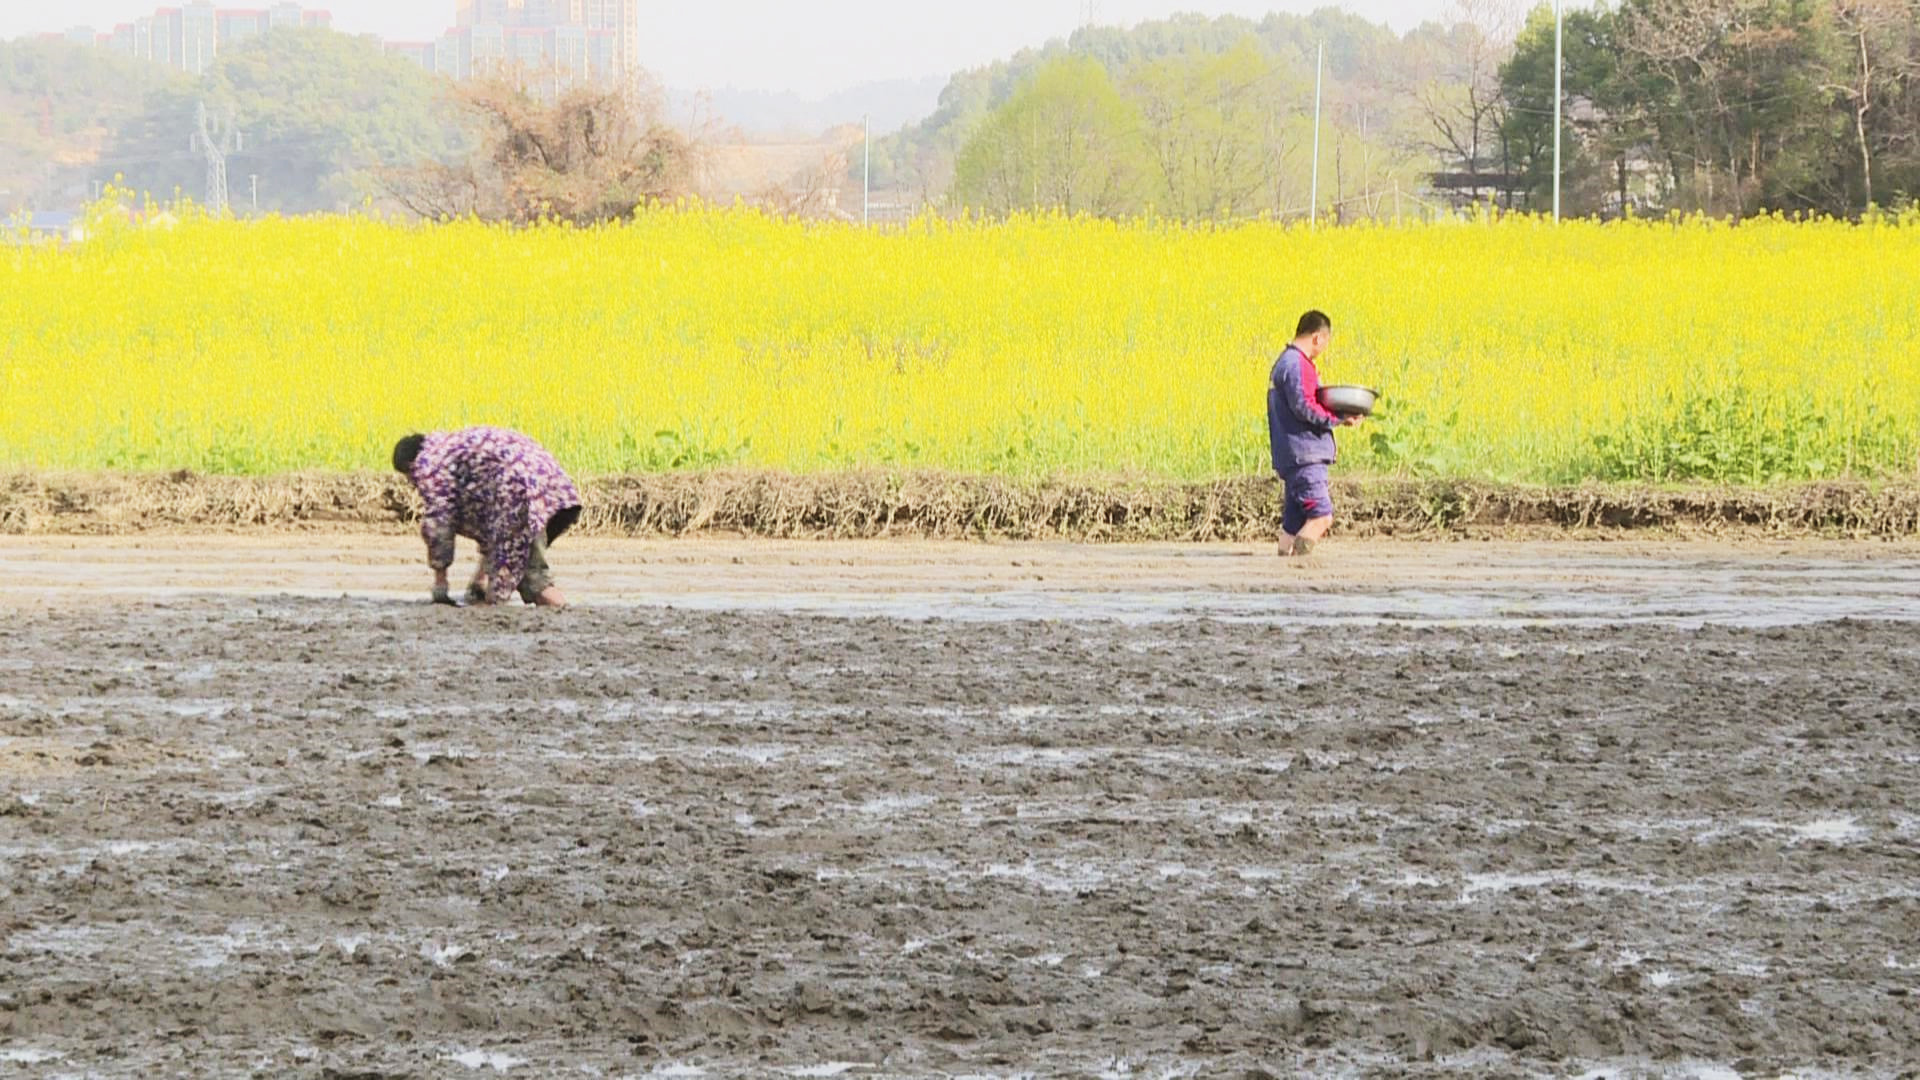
250,174,258,213
1552,0,1564,222
862,113,871,227
1310,42,1323,229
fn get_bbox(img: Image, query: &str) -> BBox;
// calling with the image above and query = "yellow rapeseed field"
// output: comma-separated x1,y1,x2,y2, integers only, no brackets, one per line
4,204,1917,483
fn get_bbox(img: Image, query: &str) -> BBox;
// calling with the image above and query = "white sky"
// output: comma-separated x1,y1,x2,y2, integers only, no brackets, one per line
3,0,1466,96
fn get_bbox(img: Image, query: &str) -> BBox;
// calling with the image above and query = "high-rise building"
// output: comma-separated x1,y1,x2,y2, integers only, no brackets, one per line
439,0,638,91
215,8,269,47
582,0,637,92
523,0,584,25
74,0,635,89
178,3,218,76
432,29,464,77
455,0,517,28
70,3,335,73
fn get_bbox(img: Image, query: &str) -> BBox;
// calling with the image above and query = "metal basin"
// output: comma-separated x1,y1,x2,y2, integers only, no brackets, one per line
1318,384,1379,418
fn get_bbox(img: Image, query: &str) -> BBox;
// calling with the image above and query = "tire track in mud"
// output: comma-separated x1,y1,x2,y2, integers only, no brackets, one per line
1,601,1917,1077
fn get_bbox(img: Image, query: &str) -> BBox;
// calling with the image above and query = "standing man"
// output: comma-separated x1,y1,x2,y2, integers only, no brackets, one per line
1267,310,1356,557
392,427,583,608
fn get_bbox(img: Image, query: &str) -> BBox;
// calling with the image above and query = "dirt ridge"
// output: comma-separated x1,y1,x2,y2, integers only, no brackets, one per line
5,469,1919,540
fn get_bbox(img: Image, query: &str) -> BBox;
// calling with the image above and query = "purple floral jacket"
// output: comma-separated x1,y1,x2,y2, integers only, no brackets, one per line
407,427,582,598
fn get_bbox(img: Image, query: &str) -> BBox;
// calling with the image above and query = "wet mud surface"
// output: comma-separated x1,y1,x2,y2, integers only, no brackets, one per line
1,540,1918,1077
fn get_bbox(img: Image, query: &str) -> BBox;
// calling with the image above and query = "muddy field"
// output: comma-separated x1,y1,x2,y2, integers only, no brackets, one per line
2,538,1918,1078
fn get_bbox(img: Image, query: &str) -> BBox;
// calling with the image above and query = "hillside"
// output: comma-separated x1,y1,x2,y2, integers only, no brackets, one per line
103,28,469,215
0,38,178,212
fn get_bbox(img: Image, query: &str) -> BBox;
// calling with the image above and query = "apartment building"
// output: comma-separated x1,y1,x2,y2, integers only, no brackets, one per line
83,3,332,76
417,0,637,91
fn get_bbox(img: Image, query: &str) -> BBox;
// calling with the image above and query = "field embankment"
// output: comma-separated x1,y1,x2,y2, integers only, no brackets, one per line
6,470,1919,540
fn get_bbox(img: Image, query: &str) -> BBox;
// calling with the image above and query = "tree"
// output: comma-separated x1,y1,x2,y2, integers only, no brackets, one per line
953,57,1144,216
1501,4,1663,214
1818,0,1920,208
1616,0,1832,215
1131,39,1300,219
383,78,695,225
1417,0,1522,204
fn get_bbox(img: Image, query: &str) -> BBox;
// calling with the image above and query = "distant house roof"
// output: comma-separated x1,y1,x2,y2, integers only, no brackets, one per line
28,212,78,231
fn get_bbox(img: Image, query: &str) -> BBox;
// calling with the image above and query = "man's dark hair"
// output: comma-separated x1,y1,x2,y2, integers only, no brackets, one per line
392,434,426,475
1296,310,1332,338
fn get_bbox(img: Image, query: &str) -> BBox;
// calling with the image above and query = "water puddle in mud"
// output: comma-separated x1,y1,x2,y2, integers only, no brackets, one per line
445,1049,528,1072
1572,1062,1863,1080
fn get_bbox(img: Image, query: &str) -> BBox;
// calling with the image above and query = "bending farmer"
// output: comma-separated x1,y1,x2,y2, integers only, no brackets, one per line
1267,310,1358,557
392,427,584,608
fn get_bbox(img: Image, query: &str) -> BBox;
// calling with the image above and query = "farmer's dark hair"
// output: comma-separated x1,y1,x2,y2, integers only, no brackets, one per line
392,434,426,475
1296,310,1332,338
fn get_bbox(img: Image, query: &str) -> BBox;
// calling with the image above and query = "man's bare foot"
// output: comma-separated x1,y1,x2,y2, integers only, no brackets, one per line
1291,536,1317,557
531,586,568,609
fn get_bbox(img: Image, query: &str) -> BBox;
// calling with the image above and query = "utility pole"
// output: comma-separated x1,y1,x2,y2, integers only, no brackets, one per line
1358,104,1372,215
863,113,871,227
1552,0,1564,222
250,174,259,214
1310,42,1323,229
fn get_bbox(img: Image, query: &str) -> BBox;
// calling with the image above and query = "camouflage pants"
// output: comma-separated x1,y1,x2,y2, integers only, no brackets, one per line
471,508,576,604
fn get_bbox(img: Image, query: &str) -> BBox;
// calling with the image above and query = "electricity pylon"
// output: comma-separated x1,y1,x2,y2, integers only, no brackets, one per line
193,101,243,215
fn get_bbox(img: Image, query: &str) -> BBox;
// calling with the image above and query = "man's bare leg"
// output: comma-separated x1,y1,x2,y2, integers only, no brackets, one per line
1286,516,1334,557
531,586,568,608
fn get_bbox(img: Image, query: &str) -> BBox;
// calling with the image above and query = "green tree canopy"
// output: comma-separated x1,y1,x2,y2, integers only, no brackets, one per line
954,57,1144,216
1500,0,1920,217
